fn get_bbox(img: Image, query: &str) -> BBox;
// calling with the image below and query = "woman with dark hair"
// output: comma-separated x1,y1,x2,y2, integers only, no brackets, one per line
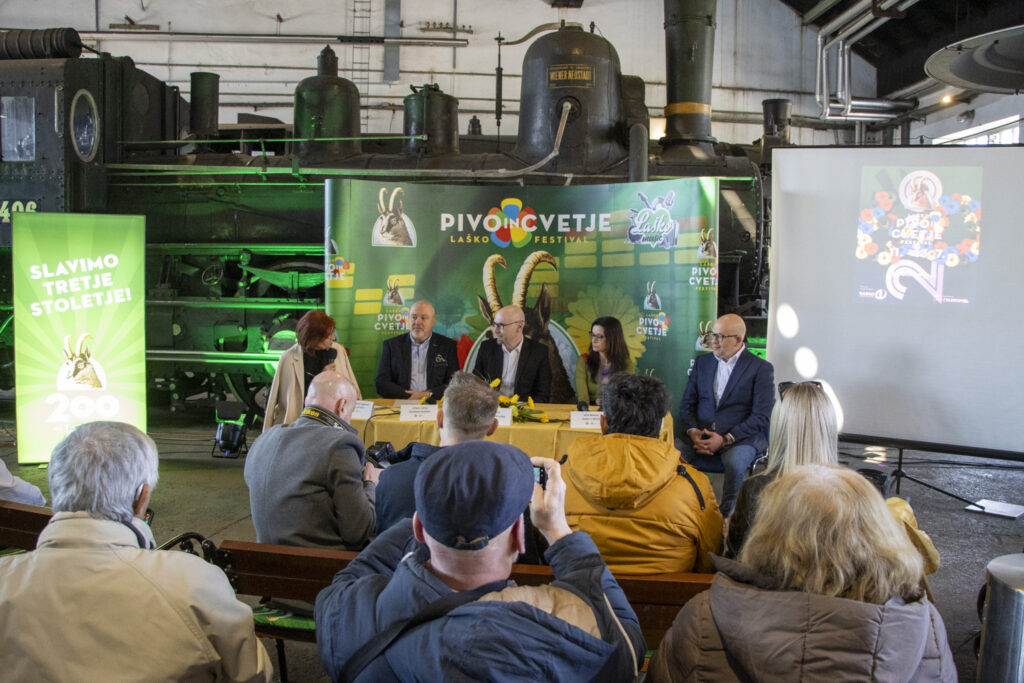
263,310,361,431
575,316,633,406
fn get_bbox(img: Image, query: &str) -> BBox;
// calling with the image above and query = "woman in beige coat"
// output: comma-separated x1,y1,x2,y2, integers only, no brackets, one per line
647,465,956,682
263,310,360,431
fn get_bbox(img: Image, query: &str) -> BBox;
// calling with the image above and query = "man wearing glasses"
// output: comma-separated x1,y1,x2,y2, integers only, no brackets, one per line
678,314,775,517
472,305,552,402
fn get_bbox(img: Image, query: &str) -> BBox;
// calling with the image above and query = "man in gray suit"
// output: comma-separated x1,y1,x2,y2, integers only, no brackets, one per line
246,371,379,550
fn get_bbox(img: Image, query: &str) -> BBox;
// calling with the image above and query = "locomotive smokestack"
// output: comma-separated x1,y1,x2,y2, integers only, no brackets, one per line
189,72,220,140
762,98,792,143
663,0,716,146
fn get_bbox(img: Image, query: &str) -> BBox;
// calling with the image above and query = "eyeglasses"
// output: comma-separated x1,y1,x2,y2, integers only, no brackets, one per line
778,380,822,399
491,319,524,331
709,333,740,342
589,333,605,340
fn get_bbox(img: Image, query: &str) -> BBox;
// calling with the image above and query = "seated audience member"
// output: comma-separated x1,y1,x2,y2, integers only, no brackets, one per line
375,300,459,402
647,465,956,683
678,313,775,517
726,381,939,575
263,309,361,432
564,373,722,573
575,316,634,407
315,443,645,682
0,459,45,506
245,371,378,550
375,371,498,534
0,421,272,682
472,304,552,402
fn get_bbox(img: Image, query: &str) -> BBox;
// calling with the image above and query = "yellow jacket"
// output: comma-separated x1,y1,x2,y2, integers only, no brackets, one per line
564,433,723,574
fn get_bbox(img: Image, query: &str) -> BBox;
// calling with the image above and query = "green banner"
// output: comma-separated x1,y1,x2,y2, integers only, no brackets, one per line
325,178,718,405
12,213,147,463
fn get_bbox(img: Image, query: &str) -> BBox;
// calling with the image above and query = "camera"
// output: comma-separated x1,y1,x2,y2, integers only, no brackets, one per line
533,465,547,489
365,441,397,468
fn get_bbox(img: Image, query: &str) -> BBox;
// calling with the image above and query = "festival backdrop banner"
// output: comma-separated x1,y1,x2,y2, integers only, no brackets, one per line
325,178,718,412
12,213,146,463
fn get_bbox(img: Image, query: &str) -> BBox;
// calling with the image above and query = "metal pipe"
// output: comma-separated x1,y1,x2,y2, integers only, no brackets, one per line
73,29,468,47
663,0,717,144
628,123,650,182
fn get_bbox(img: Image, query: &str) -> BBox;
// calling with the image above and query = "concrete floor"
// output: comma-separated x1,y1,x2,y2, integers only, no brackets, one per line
2,400,1022,682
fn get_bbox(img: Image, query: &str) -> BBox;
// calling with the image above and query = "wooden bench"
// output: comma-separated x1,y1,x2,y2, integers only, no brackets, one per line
0,500,52,550
217,538,714,647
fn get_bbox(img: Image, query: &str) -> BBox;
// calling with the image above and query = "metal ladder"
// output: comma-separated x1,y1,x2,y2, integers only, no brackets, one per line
351,0,373,133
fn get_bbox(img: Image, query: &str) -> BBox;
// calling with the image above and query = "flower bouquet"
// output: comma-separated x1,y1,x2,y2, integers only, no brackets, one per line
490,379,549,423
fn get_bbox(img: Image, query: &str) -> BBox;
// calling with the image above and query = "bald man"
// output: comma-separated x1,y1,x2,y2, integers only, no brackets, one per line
375,300,459,402
472,305,552,402
246,371,379,550
678,314,775,517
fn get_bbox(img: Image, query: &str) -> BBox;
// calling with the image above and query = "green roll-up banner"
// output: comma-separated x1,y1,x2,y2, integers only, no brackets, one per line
325,178,718,407
12,213,147,464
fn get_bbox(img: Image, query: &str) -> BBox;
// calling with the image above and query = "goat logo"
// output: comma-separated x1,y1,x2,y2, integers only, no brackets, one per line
696,320,714,350
372,187,417,247
477,250,576,404
383,277,405,306
644,281,662,310
697,228,717,260
58,333,105,390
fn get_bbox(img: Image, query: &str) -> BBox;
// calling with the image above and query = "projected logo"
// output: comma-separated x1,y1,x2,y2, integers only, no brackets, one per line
856,167,981,304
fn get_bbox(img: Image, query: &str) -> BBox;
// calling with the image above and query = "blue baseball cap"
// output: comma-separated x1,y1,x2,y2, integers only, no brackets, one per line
414,440,534,550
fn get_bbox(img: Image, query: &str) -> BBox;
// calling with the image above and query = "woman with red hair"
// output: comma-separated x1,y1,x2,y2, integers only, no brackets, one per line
263,311,361,431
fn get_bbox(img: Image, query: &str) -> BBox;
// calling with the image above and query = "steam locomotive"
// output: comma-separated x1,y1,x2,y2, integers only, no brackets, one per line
0,14,782,413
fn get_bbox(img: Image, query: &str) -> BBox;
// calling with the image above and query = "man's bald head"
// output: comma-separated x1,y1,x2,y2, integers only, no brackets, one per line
492,305,525,350
306,371,358,422
408,300,436,344
711,314,746,361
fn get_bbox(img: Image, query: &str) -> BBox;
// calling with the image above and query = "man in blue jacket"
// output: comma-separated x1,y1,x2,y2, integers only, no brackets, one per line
315,441,645,682
679,313,775,517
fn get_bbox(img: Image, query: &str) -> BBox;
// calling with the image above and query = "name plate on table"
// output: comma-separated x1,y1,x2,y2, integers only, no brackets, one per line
350,401,375,421
399,404,438,422
570,411,604,430
495,407,513,426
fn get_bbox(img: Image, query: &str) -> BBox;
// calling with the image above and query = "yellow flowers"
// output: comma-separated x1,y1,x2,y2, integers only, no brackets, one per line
489,378,502,388
418,395,428,404
510,394,519,404
540,413,549,423
498,396,512,406
528,397,535,409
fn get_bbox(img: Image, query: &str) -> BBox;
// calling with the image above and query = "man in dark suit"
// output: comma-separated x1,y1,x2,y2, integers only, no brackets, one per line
678,313,775,517
375,300,459,402
472,305,552,403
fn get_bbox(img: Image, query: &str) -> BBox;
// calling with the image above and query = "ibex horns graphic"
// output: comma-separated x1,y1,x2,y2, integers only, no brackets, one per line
58,333,103,389
376,187,413,246
477,250,575,404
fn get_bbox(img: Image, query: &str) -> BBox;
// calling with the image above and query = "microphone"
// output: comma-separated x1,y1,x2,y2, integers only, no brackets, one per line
576,401,590,412
326,347,338,363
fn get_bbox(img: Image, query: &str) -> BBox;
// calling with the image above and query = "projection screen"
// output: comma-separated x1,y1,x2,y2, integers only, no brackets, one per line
769,146,1022,457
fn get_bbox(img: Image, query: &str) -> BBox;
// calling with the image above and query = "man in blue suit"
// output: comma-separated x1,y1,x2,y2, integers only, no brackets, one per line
678,314,774,517
375,300,459,402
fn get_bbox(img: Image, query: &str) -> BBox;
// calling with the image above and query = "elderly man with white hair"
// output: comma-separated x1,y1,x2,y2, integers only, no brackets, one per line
0,421,272,682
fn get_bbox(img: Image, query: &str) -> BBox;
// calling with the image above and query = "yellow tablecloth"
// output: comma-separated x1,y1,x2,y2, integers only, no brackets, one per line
351,401,675,461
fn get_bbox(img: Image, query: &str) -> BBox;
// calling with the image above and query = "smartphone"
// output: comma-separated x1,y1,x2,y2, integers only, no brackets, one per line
533,465,547,489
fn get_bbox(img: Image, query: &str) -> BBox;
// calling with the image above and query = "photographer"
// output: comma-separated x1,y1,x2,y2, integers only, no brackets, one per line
374,371,498,534
315,443,645,682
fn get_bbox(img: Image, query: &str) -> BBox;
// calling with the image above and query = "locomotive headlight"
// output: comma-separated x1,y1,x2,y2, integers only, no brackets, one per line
70,89,99,162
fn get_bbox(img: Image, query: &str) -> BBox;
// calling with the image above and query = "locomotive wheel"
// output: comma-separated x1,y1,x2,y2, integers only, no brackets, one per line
224,372,266,418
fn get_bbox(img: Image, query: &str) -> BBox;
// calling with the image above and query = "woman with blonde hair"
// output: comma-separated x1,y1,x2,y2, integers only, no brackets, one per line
647,465,956,682
263,310,361,431
726,381,941,575
725,381,835,555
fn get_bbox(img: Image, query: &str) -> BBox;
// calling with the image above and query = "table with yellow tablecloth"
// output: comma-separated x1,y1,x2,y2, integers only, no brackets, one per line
350,400,675,460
